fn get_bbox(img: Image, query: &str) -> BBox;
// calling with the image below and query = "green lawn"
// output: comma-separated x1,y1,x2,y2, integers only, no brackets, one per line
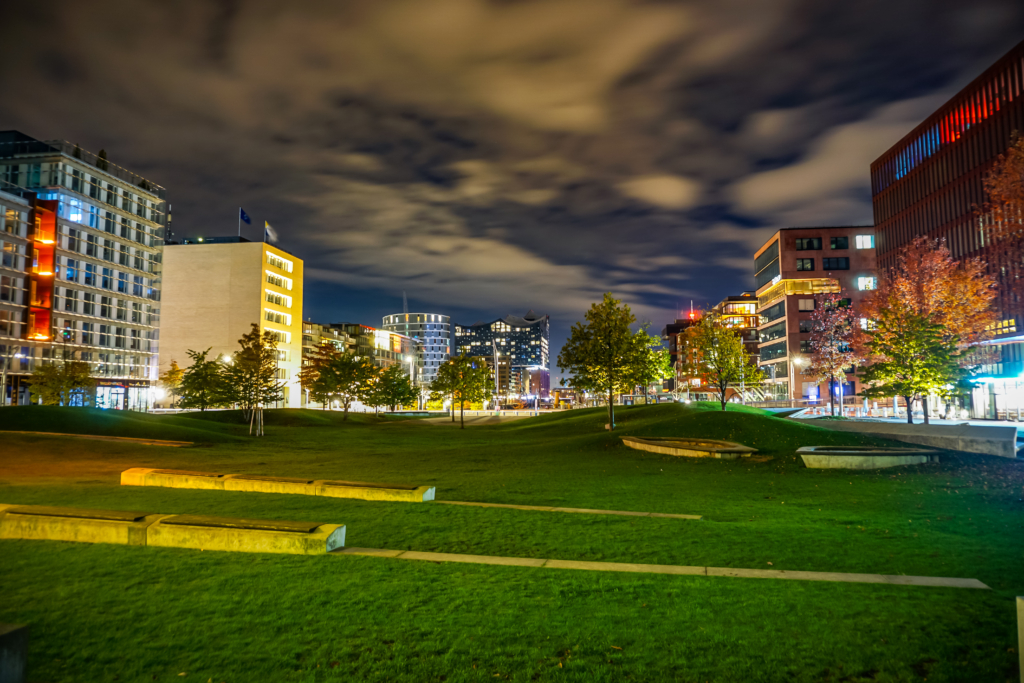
1,403,1022,682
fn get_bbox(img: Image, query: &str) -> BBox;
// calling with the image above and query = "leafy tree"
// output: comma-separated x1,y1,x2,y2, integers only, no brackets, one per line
297,341,345,409
324,353,378,420
369,364,418,413
432,354,492,429
679,312,763,411
859,299,960,424
221,324,285,435
177,348,228,411
557,293,636,429
29,358,93,406
623,323,671,404
980,134,1024,303
159,360,185,408
429,361,459,423
807,290,860,416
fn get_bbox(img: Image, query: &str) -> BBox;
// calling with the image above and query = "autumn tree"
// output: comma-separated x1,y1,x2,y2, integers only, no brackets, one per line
680,312,763,411
807,290,860,416
557,293,636,429
159,361,184,408
221,324,285,435
623,323,671,404
178,348,228,412
297,341,345,409
858,236,997,421
980,133,1024,305
429,362,459,422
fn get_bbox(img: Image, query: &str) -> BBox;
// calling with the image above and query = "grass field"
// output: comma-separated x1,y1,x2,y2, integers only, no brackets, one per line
1,403,1022,682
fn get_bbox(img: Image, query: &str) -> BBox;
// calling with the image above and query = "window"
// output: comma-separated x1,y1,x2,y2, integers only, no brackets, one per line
99,324,110,346
799,319,813,333
266,272,292,289
84,264,96,287
760,341,788,361
66,228,81,252
83,292,96,315
0,309,15,336
264,309,292,326
795,238,821,250
0,275,16,302
117,272,129,293
116,300,127,321
266,252,293,272
822,257,849,270
265,290,292,308
100,296,112,318
119,245,130,266
798,299,815,312
81,322,94,345
1,241,18,268
800,340,813,354
64,259,79,282
130,329,141,350
114,327,127,349
759,300,785,325
796,258,814,271
85,233,98,256
855,235,874,249
830,236,848,250
133,275,144,297
759,321,786,343
131,302,143,323
101,268,113,289
103,240,115,262
857,276,877,291
64,289,78,312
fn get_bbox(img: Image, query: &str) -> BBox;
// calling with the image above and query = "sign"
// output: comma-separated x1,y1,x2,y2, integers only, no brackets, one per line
96,379,150,388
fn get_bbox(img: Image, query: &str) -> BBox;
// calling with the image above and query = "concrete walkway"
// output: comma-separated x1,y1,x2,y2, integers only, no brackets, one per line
435,500,701,520
334,548,989,589
418,416,531,426
0,431,193,447
796,419,1019,458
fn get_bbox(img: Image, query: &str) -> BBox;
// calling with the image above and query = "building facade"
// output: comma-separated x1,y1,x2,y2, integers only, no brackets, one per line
0,132,167,409
454,310,550,398
159,237,304,408
381,312,450,385
870,39,1024,417
333,323,419,376
753,227,877,401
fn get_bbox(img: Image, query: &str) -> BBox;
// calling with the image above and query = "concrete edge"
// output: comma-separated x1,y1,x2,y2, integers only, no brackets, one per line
436,501,700,519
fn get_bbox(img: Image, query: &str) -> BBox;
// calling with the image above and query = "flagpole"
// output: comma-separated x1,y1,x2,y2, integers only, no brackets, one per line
238,208,240,238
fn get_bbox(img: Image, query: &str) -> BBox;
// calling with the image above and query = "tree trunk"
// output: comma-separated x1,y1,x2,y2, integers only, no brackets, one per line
904,395,914,424
460,396,465,429
720,383,727,411
343,400,350,421
608,381,615,429
922,395,930,425
829,374,835,417
451,391,455,422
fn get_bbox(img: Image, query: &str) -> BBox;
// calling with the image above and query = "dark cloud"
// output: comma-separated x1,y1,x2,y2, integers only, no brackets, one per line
1,0,1021,373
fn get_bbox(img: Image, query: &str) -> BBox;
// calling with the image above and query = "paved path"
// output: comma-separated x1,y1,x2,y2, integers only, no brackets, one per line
0,431,192,447
418,416,531,426
334,548,989,589
435,500,701,520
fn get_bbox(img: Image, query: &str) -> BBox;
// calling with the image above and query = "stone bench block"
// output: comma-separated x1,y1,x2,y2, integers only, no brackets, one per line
222,475,316,496
0,505,166,546
315,481,435,502
0,624,28,683
146,515,345,555
797,446,940,470
120,468,227,490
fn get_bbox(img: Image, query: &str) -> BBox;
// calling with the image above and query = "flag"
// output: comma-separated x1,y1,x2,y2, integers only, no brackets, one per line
264,221,279,243
239,208,251,225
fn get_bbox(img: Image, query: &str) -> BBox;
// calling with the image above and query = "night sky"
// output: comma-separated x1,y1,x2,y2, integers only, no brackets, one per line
2,1,1022,375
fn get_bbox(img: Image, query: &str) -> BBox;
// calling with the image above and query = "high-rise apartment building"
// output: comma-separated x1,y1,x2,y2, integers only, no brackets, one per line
870,39,1024,416
333,323,419,375
753,227,877,401
381,312,450,385
0,132,167,408
159,236,304,408
454,310,550,398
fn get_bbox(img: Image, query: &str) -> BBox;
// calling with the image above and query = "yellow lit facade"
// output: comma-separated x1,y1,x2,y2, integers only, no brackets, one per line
159,238,304,408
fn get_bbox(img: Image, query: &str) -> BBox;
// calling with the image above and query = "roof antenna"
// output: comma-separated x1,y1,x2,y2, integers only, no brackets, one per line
403,291,409,315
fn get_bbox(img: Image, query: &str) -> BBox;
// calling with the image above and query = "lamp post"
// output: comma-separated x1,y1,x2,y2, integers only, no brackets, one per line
790,356,804,408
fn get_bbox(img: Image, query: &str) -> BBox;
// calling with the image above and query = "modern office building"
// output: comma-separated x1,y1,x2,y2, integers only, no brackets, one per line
753,227,877,401
301,321,354,361
713,292,760,359
333,323,419,376
0,131,167,409
870,38,1024,416
454,310,550,398
159,236,304,408
381,312,450,385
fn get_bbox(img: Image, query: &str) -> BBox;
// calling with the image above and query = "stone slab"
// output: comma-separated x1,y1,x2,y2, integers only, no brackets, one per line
159,515,324,533
0,624,28,683
315,482,435,502
0,505,166,546
147,518,345,555
333,547,405,558
6,506,150,522
805,420,1018,458
544,559,706,575
799,454,937,470
223,476,316,496
434,501,701,520
319,480,420,491
622,436,757,459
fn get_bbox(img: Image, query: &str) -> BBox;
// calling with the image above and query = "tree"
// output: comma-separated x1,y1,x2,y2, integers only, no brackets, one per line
297,341,345,409
447,354,492,429
980,134,1024,304
859,299,960,424
807,290,860,416
679,312,763,411
557,293,636,429
323,353,377,420
177,348,227,412
159,360,184,408
220,324,285,435
623,323,671,404
96,149,109,171
369,364,418,413
858,236,998,421
429,361,459,422
29,358,93,406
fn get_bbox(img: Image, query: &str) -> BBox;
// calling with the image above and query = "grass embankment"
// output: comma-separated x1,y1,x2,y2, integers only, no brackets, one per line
1,403,1022,682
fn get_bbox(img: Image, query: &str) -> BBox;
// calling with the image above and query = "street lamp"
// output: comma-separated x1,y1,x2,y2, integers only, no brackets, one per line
790,356,804,407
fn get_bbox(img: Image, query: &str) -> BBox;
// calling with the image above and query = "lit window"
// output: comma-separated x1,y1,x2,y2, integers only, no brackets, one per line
798,299,814,312
796,258,814,271
855,235,874,249
857,276,877,291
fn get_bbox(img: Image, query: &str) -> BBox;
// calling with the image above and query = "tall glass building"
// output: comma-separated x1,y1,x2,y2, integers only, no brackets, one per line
381,312,450,385
0,131,167,409
870,39,1024,417
454,311,550,398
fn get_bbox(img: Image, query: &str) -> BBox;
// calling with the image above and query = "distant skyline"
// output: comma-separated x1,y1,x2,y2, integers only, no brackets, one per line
2,1,1021,376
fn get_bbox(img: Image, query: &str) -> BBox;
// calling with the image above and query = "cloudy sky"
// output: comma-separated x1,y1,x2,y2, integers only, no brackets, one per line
2,0,1022,371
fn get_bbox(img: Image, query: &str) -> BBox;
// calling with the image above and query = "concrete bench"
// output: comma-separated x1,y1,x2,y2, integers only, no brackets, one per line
797,446,940,469
621,437,757,460
802,420,1019,458
0,504,344,555
120,468,435,502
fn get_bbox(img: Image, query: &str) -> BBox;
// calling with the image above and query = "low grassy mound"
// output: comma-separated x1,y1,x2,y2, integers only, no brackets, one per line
0,406,244,443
